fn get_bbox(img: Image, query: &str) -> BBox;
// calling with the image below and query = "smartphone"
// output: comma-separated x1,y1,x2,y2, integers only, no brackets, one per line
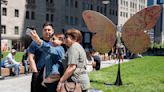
26,28,34,36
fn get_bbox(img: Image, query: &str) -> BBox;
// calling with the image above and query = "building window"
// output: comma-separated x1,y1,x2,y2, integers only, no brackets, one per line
130,2,132,8
31,11,35,20
126,1,128,6
70,16,73,25
26,11,30,19
112,10,115,15
33,0,36,3
65,0,69,7
1,25,6,34
109,9,111,14
51,14,54,22
82,2,85,10
70,0,74,8
116,10,118,16
27,0,30,3
2,8,7,16
135,3,137,9
97,6,99,12
15,9,19,17
27,0,35,4
123,1,126,6
90,4,93,10
46,14,49,21
65,16,69,24
126,12,128,17
75,1,78,8
50,0,53,3
75,17,78,25
100,7,103,13
14,26,19,35
123,12,125,17
46,0,53,3
120,12,122,16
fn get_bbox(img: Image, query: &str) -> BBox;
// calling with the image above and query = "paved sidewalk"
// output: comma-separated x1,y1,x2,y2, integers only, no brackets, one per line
0,74,31,92
101,59,130,69
0,59,129,92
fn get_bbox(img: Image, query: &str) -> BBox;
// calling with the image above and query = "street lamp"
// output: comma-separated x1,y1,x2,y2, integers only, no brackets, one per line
0,0,8,80
102,0,110,16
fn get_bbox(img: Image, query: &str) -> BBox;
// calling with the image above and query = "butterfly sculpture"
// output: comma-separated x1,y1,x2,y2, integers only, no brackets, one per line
82,5,161,54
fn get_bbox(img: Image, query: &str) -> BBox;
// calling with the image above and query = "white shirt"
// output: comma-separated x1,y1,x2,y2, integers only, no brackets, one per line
4,53,20,66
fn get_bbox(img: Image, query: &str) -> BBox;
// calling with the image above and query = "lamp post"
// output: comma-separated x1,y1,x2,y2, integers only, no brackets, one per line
102,0,110,16
0,0,8,80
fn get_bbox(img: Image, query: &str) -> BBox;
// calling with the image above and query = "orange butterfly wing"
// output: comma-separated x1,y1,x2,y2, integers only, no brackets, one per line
82,10,116,53
122,5,161,54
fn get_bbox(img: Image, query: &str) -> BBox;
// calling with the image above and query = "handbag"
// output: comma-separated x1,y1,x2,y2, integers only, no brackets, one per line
60,59,87,92
60,81,82,92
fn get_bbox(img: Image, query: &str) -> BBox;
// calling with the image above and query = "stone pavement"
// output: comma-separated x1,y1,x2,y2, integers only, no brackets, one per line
101,59,130,69
0,59,129,92
0,74,31,92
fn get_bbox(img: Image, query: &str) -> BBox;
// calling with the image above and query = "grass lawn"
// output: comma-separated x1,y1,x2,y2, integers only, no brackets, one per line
89,56,164,92
1,52,25,62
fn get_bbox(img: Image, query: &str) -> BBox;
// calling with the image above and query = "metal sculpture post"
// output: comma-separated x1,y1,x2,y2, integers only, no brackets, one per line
114,49,122,86
104,26,123,86
114,26,123,86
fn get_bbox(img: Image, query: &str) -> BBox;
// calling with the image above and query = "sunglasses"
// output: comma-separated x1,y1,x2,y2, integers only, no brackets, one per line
51,37,64,42
51,37,59,41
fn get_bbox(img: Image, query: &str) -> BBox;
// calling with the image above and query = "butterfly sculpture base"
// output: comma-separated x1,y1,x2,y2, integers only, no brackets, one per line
114,58,123,86
104,56,123,86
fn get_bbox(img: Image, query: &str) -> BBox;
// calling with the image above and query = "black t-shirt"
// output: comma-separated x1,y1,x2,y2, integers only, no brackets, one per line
93,55,101,70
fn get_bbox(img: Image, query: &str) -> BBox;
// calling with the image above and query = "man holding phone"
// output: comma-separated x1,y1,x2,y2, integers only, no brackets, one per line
27,22,54,92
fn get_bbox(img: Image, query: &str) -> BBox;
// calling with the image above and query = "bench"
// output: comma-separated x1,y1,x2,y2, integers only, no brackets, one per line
1,68,10,77
1,65,31,77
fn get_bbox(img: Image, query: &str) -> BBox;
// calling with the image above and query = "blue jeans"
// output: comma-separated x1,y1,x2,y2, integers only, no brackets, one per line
5,64,20,75
23,60,29,73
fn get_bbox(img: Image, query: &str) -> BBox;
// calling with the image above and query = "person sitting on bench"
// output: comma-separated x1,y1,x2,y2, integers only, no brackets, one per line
1,49,20,76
